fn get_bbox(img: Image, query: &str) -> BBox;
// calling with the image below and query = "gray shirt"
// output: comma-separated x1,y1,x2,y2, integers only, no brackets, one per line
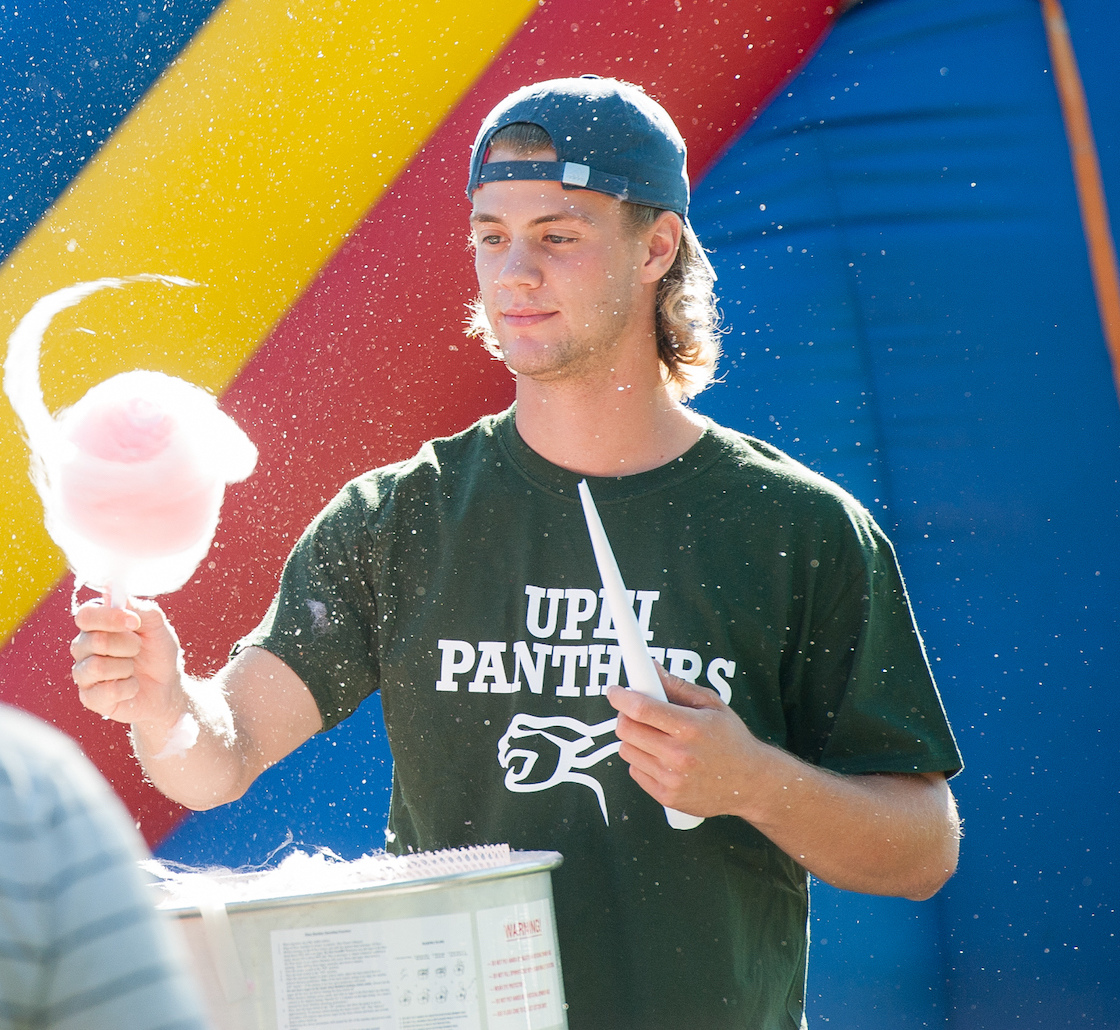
0,703,211,1030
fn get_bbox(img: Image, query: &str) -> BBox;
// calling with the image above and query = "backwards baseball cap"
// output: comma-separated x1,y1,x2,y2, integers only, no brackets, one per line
467,75,691,217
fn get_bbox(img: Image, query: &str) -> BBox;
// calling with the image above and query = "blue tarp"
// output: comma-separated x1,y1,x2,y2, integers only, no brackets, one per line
690,0,1120,1025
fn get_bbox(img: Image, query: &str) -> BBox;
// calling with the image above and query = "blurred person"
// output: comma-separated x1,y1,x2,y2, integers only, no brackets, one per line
0,702,211,1030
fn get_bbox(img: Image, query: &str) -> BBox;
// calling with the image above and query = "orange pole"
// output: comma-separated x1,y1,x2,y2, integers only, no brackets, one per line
1040,0,1120,403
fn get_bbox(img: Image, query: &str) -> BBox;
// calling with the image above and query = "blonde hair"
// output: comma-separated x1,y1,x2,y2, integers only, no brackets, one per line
466,122,721,400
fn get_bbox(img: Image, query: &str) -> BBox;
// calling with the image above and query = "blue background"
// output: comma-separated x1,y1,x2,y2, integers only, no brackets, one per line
689,1,1120,1024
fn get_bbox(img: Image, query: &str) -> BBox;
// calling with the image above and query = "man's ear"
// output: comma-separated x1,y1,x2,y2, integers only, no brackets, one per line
640,211,684,284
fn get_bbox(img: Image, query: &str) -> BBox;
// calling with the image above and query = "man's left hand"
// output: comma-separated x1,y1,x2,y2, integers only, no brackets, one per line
606,665,960,901
605,665,762,820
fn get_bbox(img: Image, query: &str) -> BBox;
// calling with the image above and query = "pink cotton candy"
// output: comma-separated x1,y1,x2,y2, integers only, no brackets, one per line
3,276,258,600
78,396,175,462
56,391,224,558
57,453,220,558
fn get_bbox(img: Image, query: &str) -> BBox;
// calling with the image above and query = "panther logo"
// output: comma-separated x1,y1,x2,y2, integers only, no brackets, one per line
497,713,621,825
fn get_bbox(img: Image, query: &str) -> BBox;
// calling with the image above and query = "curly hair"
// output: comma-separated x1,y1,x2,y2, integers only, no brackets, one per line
466,122,721,400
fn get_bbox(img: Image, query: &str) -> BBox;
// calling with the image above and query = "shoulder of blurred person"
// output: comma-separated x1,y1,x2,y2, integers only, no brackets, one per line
0,702,212,1030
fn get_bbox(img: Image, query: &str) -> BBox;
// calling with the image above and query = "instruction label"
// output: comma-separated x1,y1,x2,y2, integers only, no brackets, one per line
476,900,564,1030
271,914,479,1030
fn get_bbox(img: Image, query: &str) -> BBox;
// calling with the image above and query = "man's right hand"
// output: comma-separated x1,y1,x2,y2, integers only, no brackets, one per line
71,598,185,732
71,598,322,811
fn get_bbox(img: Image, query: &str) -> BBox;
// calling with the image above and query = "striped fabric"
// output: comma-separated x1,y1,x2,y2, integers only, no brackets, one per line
0,705,210,1030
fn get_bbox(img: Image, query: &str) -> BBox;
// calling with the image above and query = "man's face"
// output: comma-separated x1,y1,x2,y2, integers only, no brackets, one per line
470,146,651,384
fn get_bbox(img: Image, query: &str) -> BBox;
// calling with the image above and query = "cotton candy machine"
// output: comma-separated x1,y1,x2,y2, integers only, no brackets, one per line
151,846,566,1030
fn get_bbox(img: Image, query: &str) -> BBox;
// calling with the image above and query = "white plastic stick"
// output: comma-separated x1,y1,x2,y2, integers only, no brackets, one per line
577,480,704,831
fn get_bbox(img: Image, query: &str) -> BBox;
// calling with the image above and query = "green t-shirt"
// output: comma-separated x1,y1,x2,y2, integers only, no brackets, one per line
241,408,961,1030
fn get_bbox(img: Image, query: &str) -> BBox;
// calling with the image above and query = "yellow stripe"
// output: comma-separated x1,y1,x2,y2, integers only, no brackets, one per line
0,0,535,645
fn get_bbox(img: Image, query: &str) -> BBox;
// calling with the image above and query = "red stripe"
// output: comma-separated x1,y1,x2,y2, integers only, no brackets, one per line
0,0,835,847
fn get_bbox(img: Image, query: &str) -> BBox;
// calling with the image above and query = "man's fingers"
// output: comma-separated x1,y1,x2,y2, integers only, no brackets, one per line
605,673,724,734
70,628,141,662
625,762,668,803
74,599,142,633
70,597,181,726
655,665,726,710
617,735,676,777
613,709,671,753
618,734,699,800
605,684,681,734
73,653,136,690
613,703,706,802
77,674,141,719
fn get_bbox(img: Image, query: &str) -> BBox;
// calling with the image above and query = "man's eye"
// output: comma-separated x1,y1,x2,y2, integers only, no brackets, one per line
480,234,503,246
545,234,574,244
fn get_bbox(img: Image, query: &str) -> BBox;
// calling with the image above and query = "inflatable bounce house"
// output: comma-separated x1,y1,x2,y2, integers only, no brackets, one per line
2,0,1117,1024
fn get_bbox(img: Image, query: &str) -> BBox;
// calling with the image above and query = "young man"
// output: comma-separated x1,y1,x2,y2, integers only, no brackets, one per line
72,77,962,1029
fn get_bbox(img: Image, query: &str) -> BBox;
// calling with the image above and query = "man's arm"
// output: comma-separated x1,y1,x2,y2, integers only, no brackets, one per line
71,599,322,811
606,670,960,902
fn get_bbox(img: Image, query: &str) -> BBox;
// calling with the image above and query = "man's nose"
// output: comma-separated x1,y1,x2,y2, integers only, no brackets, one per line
496,239,543,290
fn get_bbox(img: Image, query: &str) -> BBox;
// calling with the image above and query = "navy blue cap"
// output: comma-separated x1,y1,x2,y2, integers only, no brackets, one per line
467,76,690,216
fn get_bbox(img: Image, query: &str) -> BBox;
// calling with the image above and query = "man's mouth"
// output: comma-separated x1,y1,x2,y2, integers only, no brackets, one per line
501,309,556,328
